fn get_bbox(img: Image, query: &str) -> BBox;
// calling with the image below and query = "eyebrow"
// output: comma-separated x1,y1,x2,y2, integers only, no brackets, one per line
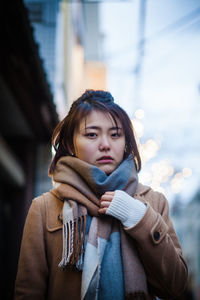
84,126,123,131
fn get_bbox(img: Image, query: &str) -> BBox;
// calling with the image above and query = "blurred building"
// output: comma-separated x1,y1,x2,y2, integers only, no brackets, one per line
83,2,106,90
0,1,58,299
24,0,60,96
55,0,107,119
0,0,107,298
23,0,107,120
171,192,200,300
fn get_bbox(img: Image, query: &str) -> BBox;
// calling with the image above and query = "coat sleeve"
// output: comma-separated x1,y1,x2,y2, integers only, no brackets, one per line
14,196,49,300
125,192,188,299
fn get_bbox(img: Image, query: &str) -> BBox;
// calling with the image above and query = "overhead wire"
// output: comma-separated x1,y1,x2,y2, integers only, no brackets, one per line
103,6,200,61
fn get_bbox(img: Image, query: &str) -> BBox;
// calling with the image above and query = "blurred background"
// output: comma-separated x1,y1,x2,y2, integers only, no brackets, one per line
0,0,199,299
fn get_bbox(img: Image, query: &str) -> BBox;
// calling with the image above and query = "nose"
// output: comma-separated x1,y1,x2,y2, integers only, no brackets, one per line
99,136,110,151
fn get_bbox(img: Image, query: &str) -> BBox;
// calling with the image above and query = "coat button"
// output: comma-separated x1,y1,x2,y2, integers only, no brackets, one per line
153,231,160,241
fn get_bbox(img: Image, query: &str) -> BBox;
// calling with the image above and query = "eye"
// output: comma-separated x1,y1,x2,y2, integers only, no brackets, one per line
85,132,97,138
111,132,121,138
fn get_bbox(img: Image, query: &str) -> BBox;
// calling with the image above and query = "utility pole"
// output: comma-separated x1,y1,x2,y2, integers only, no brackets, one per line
133,0,147,109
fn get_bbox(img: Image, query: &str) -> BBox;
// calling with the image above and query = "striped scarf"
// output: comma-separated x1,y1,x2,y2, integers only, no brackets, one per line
51,156,148,299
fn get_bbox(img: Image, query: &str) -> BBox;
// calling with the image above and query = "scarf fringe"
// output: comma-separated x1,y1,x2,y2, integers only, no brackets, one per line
58,215,87,270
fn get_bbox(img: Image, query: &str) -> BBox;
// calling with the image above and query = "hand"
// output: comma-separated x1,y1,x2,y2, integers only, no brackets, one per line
98,191,115,214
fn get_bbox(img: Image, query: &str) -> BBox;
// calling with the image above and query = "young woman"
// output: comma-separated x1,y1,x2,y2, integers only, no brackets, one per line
15,90,188,300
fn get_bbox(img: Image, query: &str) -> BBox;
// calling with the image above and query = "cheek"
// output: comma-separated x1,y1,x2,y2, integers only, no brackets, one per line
115,140,126,157
81,145,95,159
118,147,125,159
74,140,96,161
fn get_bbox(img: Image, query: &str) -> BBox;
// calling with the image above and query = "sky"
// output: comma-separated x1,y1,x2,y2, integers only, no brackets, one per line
99,0,200,205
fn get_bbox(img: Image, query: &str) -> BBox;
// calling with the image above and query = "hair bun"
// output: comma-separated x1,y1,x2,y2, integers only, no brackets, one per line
78,89,114,103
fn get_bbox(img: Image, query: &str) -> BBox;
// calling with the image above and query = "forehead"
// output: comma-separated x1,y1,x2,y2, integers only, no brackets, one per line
78,110,122,129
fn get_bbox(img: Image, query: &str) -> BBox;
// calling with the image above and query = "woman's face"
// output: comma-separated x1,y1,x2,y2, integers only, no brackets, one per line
73,110,126,174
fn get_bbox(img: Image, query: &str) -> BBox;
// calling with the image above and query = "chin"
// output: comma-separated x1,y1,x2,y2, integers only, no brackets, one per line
100,166,115,175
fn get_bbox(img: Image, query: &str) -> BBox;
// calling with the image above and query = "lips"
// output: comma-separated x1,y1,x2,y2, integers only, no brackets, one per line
97,156,113,163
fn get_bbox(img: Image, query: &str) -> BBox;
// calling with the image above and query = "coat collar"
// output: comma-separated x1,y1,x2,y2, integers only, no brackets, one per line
135,183,151,196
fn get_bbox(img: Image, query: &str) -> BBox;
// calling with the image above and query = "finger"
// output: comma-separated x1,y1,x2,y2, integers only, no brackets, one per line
104,191,115,196
100,201,110,208
98,207,107,214
101,194,113,202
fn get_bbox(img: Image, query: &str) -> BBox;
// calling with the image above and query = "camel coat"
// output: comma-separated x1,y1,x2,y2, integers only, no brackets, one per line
14,183,188,300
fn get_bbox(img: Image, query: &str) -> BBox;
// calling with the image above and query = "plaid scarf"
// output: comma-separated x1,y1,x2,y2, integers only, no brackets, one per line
51,156,148,299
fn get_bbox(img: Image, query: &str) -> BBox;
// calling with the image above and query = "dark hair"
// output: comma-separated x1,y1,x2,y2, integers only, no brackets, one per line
48,89,141,174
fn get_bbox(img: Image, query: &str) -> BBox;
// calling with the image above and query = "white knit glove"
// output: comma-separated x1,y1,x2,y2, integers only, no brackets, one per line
106,190,146,228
